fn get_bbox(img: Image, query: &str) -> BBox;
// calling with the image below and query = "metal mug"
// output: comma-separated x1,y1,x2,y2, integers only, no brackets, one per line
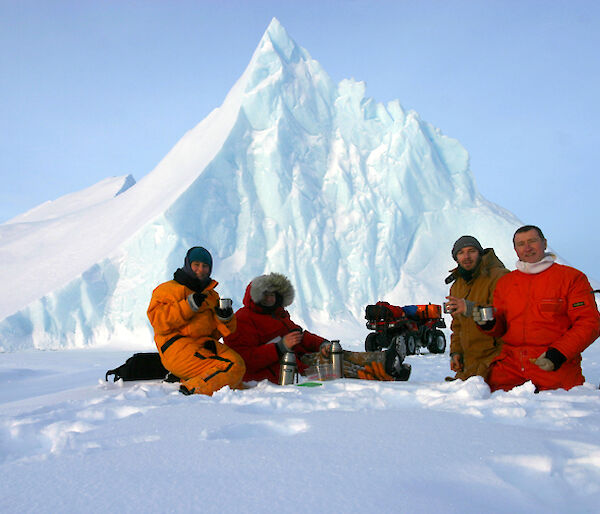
478,306,495,322
219,298,232,310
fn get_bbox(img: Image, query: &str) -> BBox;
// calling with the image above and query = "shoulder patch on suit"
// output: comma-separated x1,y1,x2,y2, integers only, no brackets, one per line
572,301,585,308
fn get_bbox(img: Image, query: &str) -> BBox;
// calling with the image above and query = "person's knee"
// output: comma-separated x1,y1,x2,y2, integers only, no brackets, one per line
227,349,246,385
180,348,246,396
532,366,584,391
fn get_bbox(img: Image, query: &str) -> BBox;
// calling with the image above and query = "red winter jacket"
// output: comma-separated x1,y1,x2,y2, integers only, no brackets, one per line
485,262,600,390
224,283,326,383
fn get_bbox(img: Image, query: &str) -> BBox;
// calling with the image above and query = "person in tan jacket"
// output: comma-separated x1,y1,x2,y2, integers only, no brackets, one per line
147,246,245,395
444,236,509,381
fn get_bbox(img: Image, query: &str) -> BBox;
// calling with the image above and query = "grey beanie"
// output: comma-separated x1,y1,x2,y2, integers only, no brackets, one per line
452,236,483,261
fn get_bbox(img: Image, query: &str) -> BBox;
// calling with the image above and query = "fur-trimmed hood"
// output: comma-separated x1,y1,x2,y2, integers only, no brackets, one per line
244,272,295,309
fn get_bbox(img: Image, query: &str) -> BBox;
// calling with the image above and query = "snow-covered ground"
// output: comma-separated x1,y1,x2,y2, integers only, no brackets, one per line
2,338,600,513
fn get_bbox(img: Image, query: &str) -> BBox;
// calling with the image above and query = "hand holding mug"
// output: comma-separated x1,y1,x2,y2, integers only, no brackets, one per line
283,330,303,350
320,341,332,358
215,297,233,319
445,296,467,316
472,306,495,325
219,298,232,310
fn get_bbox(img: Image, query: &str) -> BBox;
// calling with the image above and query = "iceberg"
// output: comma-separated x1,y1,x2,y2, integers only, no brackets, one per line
0,18,523,351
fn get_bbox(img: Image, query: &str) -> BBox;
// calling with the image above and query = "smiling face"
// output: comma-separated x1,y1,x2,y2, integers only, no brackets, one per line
514,229,547,263
456,246,481,271
261,291,277,307
190,261,210,281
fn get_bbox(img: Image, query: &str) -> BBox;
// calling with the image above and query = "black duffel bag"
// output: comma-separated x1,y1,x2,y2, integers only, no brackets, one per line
105,352,170,382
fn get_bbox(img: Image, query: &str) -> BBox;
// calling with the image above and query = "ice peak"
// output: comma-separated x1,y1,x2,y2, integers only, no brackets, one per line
245,17,306,80
235,19,334,131
261,17,297,62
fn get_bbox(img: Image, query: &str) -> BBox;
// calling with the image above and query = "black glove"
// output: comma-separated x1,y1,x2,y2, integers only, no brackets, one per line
188,293,207,311
215,306,233,319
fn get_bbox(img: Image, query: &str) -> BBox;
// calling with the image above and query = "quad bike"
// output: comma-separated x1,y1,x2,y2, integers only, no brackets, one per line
364,301,447,356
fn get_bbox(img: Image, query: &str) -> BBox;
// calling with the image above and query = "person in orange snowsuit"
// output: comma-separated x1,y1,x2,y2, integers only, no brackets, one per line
147,246,245,395
477,226,600,392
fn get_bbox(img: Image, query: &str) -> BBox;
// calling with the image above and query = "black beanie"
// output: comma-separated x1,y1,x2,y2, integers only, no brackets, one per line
183,247,213,276
452,236,483,261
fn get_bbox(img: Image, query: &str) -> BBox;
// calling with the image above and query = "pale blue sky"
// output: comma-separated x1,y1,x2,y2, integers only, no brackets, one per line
1,0,598,279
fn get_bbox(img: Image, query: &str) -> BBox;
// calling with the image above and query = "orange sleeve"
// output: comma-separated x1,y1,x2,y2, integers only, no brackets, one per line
551,272,600,359
147,283,194,336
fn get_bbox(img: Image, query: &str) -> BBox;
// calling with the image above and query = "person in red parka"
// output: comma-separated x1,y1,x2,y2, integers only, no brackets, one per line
224,272,329,383
224,272,412,384
477,225,600,392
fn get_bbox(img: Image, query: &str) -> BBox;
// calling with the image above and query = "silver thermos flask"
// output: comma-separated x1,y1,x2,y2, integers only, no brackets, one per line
330,340,343,379
279,351,297,385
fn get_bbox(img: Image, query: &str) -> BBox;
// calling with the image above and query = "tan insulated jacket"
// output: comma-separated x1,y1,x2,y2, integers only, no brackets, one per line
449,248,509,380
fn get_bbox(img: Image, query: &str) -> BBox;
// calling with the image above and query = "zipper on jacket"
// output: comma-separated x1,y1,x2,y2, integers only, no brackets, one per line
522,278,532,355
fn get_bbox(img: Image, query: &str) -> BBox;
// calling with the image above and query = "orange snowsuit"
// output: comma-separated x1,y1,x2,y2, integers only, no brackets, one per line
485,263,600,391
147,276,245,395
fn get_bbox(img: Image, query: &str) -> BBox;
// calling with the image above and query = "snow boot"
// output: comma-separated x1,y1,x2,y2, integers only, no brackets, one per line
164,372,180,383
384,339,411,381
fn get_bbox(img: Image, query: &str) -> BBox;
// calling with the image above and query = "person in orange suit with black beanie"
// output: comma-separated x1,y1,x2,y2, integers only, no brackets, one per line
147,246,245,395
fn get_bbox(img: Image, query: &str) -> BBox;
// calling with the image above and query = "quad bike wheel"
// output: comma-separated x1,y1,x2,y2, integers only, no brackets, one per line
391,334,408,362
427,329,446,354
405,332,417,355
365,332,384,351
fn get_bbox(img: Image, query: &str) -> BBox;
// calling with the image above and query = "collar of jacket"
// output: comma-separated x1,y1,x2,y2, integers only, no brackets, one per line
447,257,482,284
173,268,216,293
515,253,556,275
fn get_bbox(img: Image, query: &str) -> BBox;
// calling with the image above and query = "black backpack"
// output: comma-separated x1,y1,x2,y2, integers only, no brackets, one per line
105,352,170,382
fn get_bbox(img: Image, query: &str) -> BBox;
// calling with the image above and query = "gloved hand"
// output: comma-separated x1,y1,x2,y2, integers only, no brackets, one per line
471,307,484,324
531,353,555,371
529,348,566,372
214,306,233,319
188,293,207,311
472,307,496,327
